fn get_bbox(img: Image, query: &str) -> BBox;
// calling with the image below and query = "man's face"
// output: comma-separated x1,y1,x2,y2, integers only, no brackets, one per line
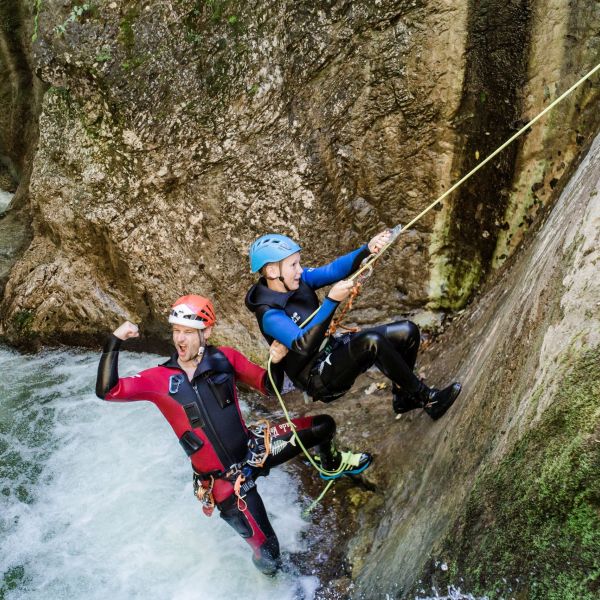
172,325,202,362
268,251,303,290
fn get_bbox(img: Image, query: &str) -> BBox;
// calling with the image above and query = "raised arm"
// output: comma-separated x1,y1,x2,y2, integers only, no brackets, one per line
96,321,145,401
302,230,392,289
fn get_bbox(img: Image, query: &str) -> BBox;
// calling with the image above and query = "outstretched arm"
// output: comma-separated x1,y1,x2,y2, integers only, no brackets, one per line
219,345,285,396
302,246,370,289
302,230,392,289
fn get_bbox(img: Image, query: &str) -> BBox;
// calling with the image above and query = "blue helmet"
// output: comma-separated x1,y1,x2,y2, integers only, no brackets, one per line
249,234,302,273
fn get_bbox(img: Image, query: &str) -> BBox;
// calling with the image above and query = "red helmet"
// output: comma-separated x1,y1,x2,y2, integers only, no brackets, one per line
168,295,216,329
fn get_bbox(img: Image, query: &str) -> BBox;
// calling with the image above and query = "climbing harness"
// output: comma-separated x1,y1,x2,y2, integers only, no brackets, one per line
267,60,600,512
193,459,258,517
193,419,276,516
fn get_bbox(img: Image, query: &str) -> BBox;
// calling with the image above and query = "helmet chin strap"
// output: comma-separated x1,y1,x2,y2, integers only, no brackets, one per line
277,261,292,292
278,275,291,292
196,330,206,361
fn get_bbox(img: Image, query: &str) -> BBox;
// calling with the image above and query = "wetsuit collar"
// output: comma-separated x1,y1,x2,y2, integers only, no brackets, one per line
245,277,296,312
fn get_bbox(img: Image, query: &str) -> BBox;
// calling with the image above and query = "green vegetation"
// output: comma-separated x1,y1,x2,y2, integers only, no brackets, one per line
54,3,91,37
12,309,34,335
31,0,43,42
95,45,111,63
428,347,600,599
118,12,136,51
181,0,243,46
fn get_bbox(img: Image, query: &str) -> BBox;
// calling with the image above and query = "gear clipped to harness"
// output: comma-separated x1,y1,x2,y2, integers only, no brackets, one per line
245,419,272,469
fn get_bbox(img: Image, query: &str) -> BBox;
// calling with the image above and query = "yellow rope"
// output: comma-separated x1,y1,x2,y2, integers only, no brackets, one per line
306,61,600,322
266,61,600,511
267,357,348,479
351,61,600,281
303,480,335,517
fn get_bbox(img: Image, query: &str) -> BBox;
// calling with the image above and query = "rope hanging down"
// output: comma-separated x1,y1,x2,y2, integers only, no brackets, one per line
266,61,600,512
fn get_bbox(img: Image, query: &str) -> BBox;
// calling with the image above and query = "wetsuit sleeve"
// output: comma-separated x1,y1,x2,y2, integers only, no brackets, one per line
262,297,340,355
301,245,370,290
95,335,152,402
96,335,122,399
219,347,275,396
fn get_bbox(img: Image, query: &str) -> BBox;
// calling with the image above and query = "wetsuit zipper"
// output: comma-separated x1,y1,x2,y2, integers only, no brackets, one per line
192,379,236,469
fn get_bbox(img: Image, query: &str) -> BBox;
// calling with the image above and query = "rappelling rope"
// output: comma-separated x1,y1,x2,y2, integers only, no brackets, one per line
267,357,357,480
329,62,600,329
347,61,600,283
266,60,600,511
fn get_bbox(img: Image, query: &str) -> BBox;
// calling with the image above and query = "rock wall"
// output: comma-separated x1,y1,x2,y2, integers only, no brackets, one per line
349,130,600,598
0,0,41,302
0,0,598,350
0,2,598,597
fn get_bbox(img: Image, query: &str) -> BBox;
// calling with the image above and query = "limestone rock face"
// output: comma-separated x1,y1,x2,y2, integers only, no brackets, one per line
1,2,599,596
0,0,40,303
1,0,598,349
350,131,600,598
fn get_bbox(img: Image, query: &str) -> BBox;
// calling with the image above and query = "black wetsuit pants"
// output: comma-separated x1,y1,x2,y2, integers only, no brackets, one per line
307,320,422,401
214,414,336,575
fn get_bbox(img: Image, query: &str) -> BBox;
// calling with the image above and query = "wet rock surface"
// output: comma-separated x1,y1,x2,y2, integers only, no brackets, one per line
347,132,600,598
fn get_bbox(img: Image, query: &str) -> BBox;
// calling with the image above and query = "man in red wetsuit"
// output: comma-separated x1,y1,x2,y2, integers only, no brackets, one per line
96,294,370,575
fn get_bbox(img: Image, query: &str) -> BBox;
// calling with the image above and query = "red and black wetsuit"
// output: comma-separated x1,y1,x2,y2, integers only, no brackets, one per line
96,335,338,575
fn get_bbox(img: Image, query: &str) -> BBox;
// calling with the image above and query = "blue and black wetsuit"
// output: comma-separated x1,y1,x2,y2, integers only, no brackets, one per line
245,245,428,405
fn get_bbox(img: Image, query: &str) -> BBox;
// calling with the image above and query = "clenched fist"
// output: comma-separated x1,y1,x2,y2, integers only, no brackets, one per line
113,321,140,341
368,229,392,254
327,279,356,302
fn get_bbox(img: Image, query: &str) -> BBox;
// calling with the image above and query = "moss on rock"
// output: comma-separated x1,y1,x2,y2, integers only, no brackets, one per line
423,347,600,599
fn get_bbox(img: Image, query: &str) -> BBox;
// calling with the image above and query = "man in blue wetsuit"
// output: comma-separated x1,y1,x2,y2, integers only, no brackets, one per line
245,231,461,419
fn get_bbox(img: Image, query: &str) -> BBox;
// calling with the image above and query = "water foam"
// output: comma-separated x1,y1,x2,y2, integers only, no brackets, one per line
0,190,13,212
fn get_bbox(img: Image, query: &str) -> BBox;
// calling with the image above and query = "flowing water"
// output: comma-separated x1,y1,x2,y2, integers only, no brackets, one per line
0,345,318,600
0,191,12,212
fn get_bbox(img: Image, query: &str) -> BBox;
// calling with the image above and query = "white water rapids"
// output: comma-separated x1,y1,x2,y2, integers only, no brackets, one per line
0,345,318,599
0,190,12,212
